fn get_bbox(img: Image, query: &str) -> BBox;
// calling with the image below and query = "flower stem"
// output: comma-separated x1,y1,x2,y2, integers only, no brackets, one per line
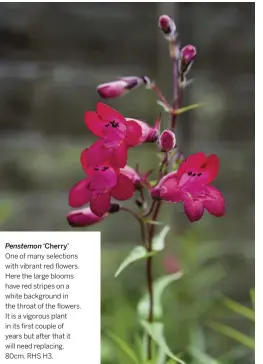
150,82,171,109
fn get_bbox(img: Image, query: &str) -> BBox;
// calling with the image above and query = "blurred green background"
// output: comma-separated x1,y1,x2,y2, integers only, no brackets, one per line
0,3,254,364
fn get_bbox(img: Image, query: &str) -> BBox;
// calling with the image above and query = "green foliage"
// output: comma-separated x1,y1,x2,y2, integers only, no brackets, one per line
137,273,183,320
221,297,254,321
208,322,254,350
140,321,186,364
115,246,156,278
152,225,171,252
107,332,141,364
0,201,13,227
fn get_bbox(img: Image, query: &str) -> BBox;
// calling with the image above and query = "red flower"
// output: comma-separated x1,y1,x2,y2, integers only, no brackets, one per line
67,203,120,227
69,160,134,217
84,103,143,168
125,115,161,144
151,152,225,222
97,76,149,99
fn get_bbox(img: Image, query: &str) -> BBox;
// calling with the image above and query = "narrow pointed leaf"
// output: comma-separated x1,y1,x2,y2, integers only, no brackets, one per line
107,332,140,364
140,321,186,364
173,103,202,115
188,346,220,364
222,296,254,321
115,246,156,278
138,272,183,320
208,322,255,350
152,225,171,251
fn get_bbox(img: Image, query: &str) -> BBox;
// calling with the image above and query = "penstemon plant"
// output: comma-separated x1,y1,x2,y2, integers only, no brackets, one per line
67,15,225,364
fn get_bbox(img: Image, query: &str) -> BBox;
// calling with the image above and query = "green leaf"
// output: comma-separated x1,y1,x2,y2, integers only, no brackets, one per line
188,347,220,364
137,273,183,320
140,321,186,364
208,322,255,350
156,101,171,113
149,180,157,186
0,201,13,226
222,296,254,321
115,246,156,278
250,288,255,308
156,347,167,364
107,332,140,364
152,225,171,252
174,103,202,115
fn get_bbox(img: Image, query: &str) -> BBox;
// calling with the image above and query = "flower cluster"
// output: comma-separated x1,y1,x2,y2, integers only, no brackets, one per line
67,14,225,227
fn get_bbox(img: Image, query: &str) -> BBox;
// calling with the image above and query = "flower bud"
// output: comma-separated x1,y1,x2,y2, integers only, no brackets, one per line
158,15,176,41
158,129,176,152
126,115,161,144
97,76,149,99
179,45,196,75
67,207,106,227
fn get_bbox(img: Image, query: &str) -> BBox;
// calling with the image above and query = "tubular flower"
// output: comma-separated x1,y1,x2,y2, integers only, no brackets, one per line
66,203,120,227
84,103,143,168
69,160,134,217
151,152,225,222
97,76,150,99
125,114,161,144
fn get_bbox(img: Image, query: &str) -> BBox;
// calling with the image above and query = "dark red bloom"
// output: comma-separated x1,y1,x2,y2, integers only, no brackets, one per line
151,152,225,222
69,159,134,217
84,103,143,168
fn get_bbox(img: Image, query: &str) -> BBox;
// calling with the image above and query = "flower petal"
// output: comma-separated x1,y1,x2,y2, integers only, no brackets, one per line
111,173,135,200
69,179,91,208
82,140,110,168
84,111,107,138
90,192,111,217
202,185,225,217
183,197,204,222
97,102,126,126
90,166,118,192
159,173,184,202
125,119,143,147
177,152,207,177
108,142,128,168
200,154,220,184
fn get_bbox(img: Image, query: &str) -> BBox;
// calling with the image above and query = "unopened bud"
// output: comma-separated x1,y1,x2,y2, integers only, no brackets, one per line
67,207,106,227
158,15,176,41
159,129,176,152
97,76,149,99
179,45,196,76
108,203,121,214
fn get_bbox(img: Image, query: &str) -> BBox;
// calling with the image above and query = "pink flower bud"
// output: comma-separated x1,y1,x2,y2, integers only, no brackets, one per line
180,45,197,75
67,203,120,227
67,207,106,227
126,115,161,144
97,76,149,99
159,129,176,152
158,15,176,40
